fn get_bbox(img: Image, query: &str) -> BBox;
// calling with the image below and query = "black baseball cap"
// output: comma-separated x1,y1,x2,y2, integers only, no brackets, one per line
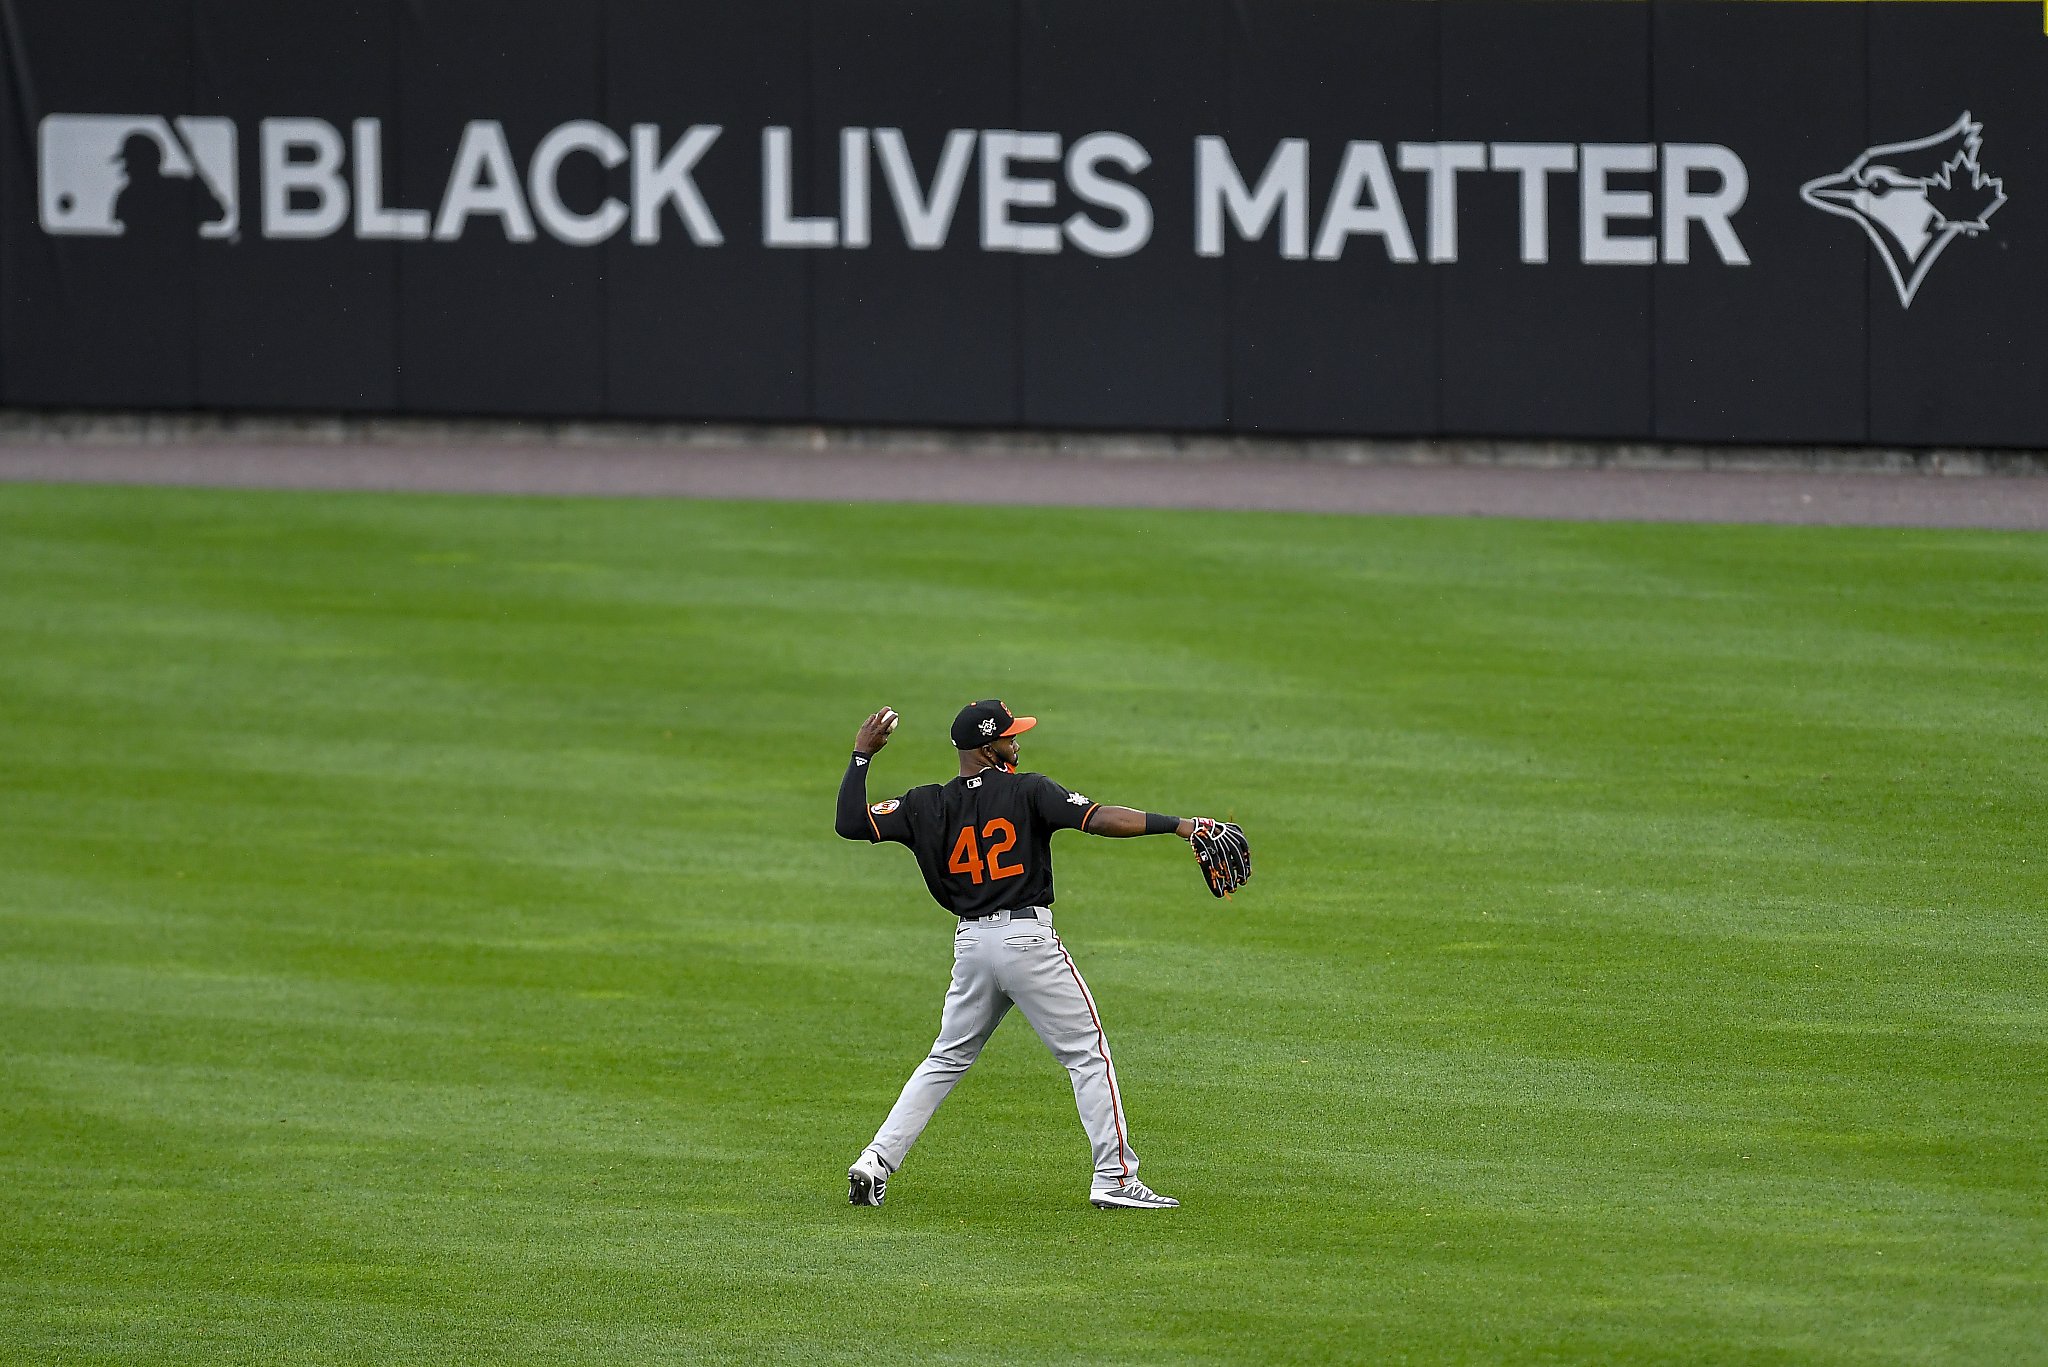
951,699,1037,749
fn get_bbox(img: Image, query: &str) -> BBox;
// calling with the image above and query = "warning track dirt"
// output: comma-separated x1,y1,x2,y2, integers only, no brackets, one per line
0,434,2042,530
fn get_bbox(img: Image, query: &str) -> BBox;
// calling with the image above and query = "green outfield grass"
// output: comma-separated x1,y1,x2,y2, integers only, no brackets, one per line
1,483,2043,1365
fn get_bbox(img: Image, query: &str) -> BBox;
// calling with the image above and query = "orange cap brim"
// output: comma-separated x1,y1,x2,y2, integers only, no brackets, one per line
1002,716,1037,737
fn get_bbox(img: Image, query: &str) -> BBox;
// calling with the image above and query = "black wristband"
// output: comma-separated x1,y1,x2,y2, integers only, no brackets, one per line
1143,812,1182,836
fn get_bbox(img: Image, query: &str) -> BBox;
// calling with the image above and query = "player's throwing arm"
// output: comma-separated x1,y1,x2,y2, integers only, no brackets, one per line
834,700,1251,1211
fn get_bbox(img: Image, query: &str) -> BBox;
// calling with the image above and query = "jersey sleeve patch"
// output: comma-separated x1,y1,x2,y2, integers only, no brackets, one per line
870,799,901,814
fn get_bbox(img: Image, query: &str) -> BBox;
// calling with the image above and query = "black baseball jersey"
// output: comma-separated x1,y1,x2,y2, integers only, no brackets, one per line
864,768,1099,917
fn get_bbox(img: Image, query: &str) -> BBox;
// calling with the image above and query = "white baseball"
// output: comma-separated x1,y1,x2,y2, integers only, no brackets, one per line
884,711,899,733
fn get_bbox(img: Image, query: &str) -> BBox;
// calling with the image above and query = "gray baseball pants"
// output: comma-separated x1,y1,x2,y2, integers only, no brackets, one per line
865,907,1139,1189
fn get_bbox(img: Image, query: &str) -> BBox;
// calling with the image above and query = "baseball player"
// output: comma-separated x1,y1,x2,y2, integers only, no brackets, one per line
835,699,1250,1210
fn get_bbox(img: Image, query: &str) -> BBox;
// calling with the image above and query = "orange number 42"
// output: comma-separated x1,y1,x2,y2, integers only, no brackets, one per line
949,819,1023,883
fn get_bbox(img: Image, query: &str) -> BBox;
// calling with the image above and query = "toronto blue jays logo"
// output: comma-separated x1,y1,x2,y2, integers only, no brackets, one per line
1800,113,2006,309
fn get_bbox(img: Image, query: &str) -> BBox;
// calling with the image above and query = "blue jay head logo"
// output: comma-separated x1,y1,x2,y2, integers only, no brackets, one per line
1801,113,2006,309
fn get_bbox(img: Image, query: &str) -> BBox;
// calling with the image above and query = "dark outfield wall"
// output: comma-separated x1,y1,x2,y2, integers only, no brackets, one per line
2,0,2042,446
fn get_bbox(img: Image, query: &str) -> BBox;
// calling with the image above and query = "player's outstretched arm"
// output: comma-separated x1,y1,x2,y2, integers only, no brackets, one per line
834,707,899,841
1082,806,1195,839
1083,807,1253,898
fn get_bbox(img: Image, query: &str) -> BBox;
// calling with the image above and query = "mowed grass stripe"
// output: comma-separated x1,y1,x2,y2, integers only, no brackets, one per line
0,484,2042,1365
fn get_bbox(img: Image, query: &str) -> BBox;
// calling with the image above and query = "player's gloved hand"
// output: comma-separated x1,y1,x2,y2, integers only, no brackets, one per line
1187,817,1251,898
854,707,900,754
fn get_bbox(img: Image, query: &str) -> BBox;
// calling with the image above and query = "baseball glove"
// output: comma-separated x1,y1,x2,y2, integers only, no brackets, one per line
1188,818,1252,899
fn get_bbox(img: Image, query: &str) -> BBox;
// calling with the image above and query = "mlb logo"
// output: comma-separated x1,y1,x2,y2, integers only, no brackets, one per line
38,114,239,239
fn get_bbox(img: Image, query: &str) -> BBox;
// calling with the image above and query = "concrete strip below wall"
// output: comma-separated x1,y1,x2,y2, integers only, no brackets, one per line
0,413,2042,530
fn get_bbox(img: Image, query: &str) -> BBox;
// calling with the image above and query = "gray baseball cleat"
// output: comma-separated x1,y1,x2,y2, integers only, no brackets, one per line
1089,1178,1179,1210
848,1150,889,1207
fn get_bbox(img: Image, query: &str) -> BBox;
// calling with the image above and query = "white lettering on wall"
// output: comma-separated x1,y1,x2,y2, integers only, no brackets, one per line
352,119,427,240
195,118,1755,267
261,117,347,239
1488,143,1576,265
763,125,834,247
981,130,1062,254
874,128,976,250
1662,143,1749,265
1195,137,1307,259
434,121,534,242
841,127,871,249
1396,141,1486,264
1313,141,1416,263
1064,132,1152,258
530,120,627,246
1581,143,1657,265
631,124,722,246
